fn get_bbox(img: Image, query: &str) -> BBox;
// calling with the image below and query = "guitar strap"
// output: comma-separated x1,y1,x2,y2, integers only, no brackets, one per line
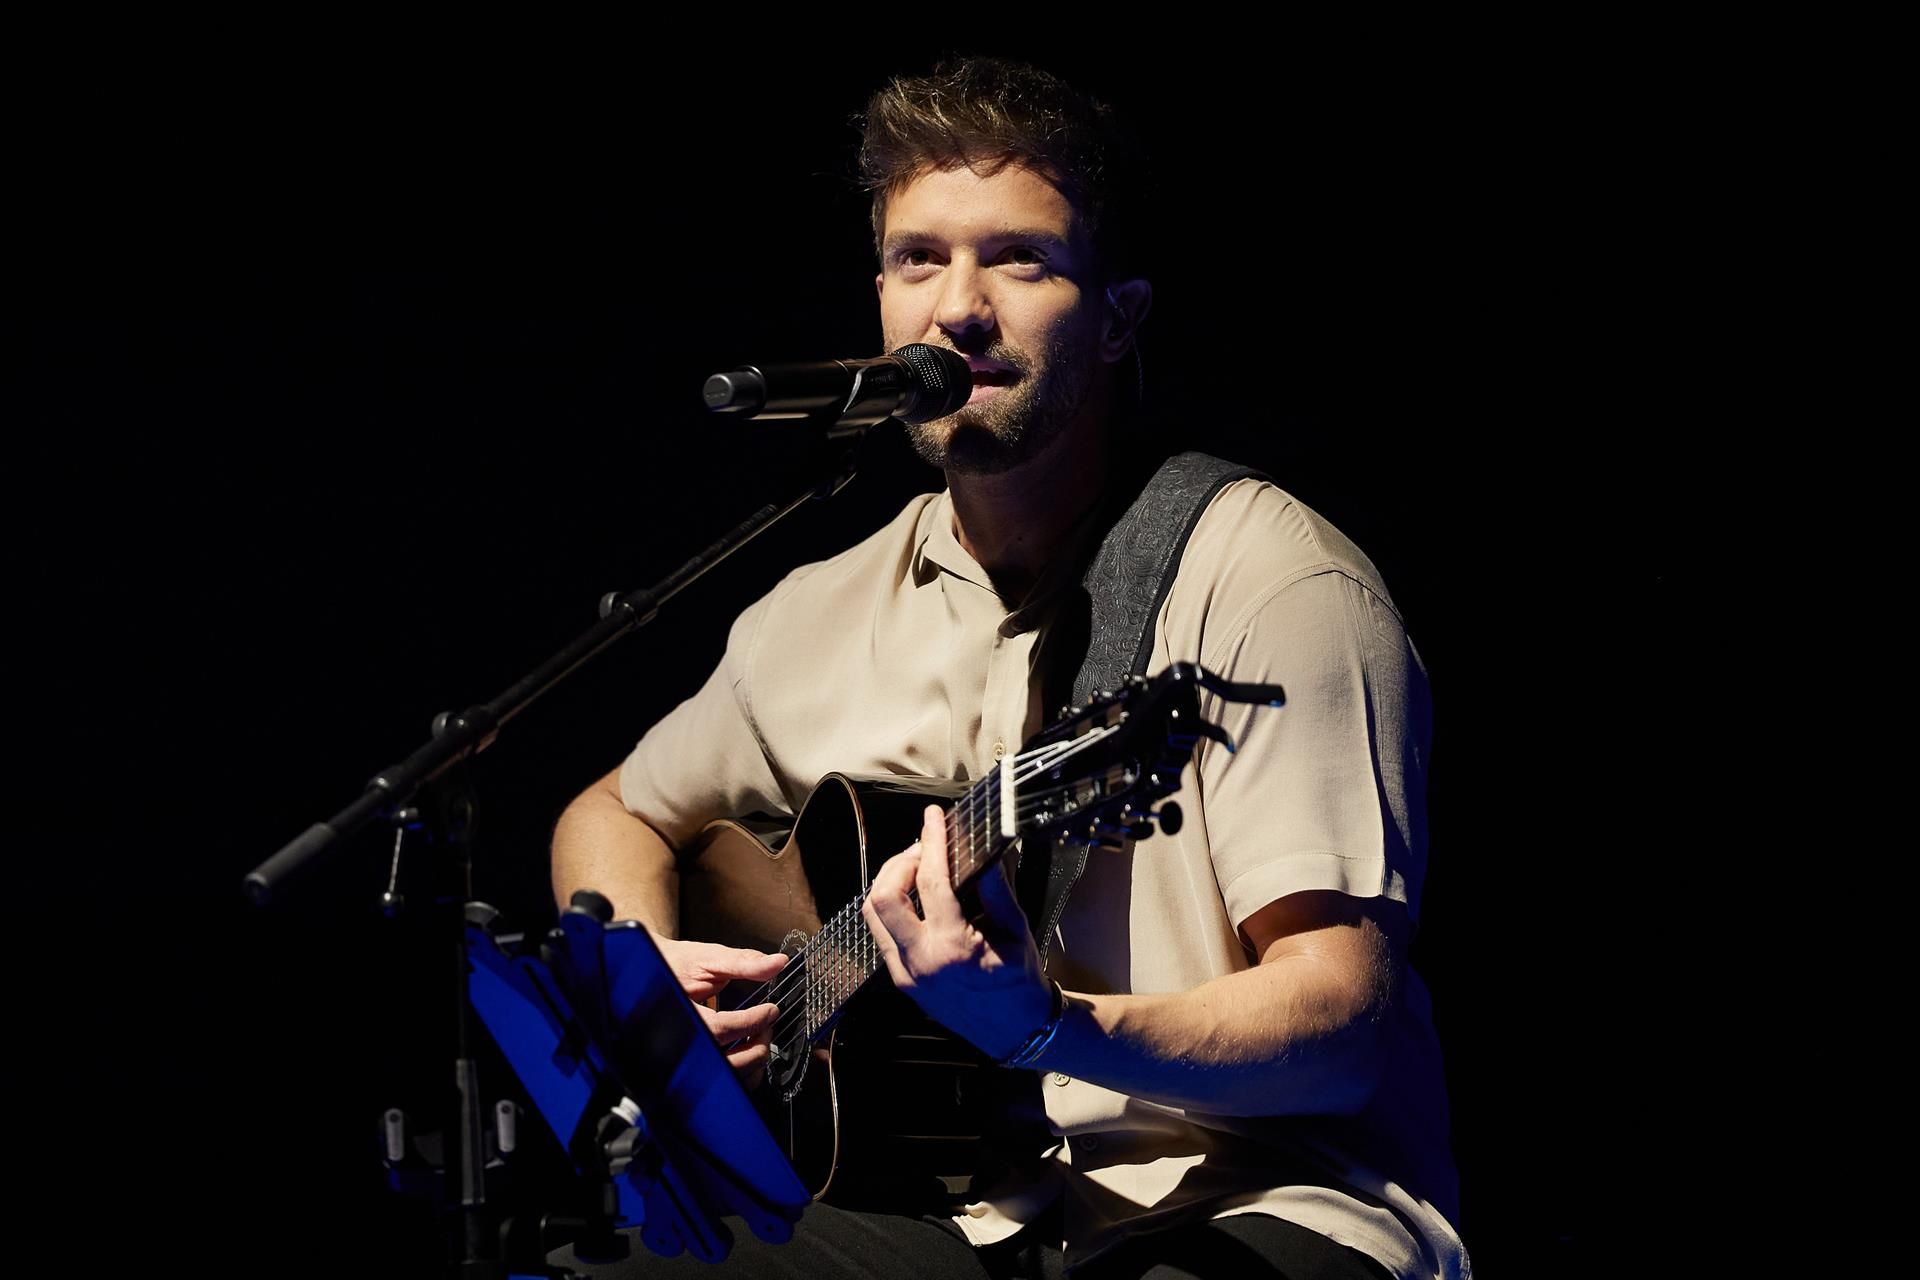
1021,450,1268,967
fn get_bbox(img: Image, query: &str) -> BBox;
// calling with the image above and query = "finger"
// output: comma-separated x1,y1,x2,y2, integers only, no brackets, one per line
726,1041,771,1076
696,942,790,982
864,845,925,941
668,938,789,998
913,804,964,925
975,856,1035,944
700,1000,780,1046
861,892,914,989
725,1003,780,1088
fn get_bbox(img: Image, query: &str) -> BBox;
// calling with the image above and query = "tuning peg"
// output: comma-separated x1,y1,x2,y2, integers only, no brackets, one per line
1190,721,1237,753
1191,669,1286,707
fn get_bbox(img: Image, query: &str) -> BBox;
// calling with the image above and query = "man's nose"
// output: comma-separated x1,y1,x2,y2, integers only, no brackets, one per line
935,262,994,343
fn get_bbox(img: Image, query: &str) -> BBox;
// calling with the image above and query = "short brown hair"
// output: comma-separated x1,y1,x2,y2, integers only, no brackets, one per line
858,57,1149,281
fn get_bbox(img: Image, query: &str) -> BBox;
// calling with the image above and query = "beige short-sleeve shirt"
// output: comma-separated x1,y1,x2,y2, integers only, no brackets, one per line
620,480,1469,1279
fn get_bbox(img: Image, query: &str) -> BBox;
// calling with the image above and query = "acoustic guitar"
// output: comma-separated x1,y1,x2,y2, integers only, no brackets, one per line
677,662,1283,1210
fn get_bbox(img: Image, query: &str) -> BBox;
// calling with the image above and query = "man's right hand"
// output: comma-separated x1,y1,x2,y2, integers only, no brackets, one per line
654,935,788,1084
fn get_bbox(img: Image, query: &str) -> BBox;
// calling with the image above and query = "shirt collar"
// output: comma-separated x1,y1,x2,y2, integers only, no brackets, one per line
910,487,1113,637
912,489,982,589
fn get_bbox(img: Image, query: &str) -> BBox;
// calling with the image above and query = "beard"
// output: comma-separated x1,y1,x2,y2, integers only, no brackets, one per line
901,330,1096,476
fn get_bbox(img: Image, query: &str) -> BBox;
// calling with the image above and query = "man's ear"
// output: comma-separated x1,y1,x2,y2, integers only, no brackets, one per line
875,271,885,300
1100,278,1152,362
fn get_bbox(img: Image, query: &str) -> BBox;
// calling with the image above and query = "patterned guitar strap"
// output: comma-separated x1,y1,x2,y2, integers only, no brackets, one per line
1016,450,1268,968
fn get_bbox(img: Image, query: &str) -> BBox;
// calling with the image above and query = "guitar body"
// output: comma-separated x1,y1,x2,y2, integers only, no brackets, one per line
680,774,1007,1211
668,664,1273,1212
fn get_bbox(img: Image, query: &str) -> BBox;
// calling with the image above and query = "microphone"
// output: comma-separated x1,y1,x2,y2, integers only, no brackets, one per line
702,343,972,427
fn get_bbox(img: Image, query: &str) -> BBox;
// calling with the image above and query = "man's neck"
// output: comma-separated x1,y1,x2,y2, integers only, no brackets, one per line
946,414,1110,603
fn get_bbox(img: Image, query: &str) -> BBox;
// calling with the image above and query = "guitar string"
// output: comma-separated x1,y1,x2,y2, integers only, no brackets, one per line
741,734,1128,1030
755,775,1120,1042
810,768,994,1041
793,768,994,1042
729,724,1128,1034
750,749,1075,1021
758,760,1002,1020
749,762,1140,1047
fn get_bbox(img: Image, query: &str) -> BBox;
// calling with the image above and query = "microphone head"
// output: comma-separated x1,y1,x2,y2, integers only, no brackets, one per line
890,344,973,423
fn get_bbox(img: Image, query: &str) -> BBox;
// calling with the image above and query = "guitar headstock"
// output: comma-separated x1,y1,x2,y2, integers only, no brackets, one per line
1011,663,1284,847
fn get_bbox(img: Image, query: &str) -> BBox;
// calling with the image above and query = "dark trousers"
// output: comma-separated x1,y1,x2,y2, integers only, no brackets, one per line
549,1203,1396,1279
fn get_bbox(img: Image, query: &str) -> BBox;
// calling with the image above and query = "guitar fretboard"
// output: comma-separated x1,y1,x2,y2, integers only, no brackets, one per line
793,762,1012,1041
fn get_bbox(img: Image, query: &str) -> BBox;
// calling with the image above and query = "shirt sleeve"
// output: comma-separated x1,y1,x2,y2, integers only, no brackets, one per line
617,587,793,850
1196,568,1433,932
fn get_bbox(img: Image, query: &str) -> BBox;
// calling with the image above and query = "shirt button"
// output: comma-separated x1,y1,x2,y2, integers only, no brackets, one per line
1073,1135,1101,1152
992,741,1006,760
1050,1072,1071,1087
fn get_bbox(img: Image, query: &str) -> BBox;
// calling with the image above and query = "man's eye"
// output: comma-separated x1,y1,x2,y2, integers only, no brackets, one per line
1001,247,1050,274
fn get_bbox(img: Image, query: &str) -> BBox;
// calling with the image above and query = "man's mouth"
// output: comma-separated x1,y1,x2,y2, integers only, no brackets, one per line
967,362,1020,387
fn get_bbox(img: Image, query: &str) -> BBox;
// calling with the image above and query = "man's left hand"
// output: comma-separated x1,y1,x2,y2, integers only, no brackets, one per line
862,804,1054,1061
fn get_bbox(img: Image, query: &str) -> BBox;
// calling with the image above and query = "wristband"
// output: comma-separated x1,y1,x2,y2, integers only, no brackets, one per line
999,980,1066,1068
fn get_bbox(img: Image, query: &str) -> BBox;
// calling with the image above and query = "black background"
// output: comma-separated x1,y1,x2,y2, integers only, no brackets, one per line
22,33,1706,1278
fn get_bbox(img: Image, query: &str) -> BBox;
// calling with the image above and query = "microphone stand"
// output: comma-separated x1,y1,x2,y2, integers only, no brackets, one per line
244,433,863,1276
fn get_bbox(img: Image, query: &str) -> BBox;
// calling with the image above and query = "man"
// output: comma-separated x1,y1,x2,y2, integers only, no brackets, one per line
551,58,1468,1279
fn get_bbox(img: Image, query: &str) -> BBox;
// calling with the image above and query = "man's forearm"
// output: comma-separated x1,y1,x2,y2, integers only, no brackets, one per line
863,808,1393,1120
550,770,680,935
1042,954,1390,1118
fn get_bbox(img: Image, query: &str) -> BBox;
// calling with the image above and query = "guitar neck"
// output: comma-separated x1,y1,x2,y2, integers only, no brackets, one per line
786,761,1016,1043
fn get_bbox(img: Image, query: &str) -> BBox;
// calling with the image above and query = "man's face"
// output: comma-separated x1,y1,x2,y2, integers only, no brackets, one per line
876,162,1106,475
